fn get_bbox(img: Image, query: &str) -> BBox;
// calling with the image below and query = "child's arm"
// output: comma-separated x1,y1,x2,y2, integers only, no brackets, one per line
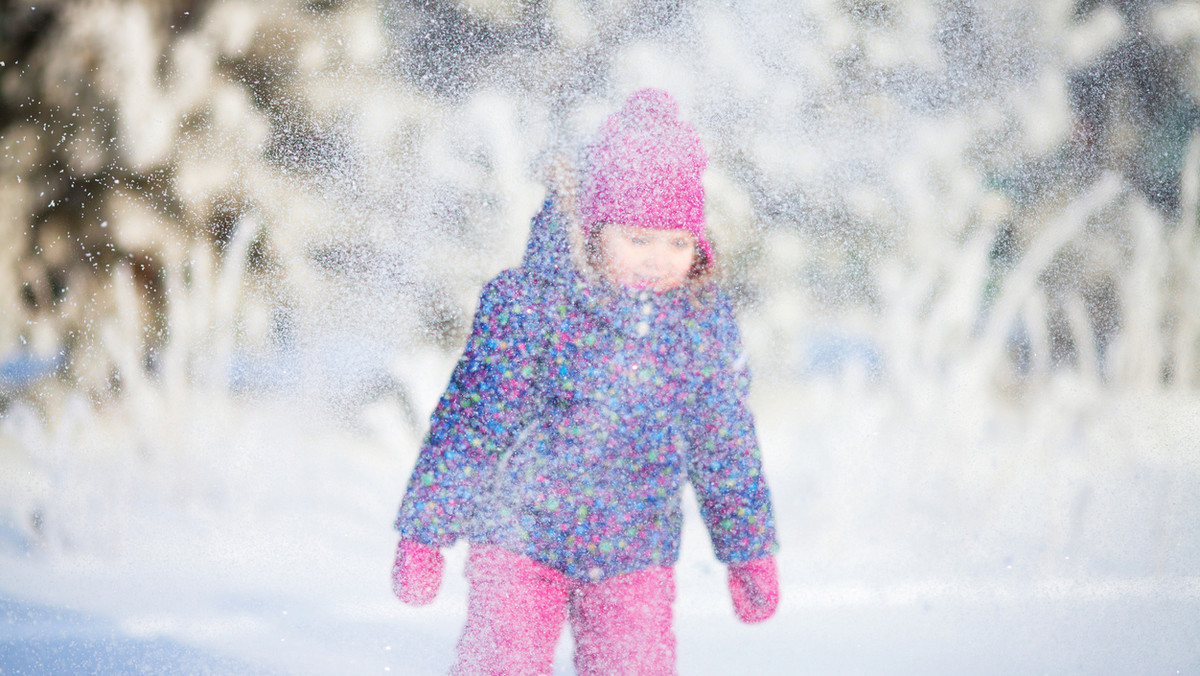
684,299,778,566
684,302,780,621
394,271,544,548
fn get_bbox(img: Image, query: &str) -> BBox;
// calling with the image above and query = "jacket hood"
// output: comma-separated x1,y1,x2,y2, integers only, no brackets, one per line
520,157,594,284
520,197,577,281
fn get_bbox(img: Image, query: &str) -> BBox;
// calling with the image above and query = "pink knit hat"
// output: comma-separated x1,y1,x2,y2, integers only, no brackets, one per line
580,89,712,263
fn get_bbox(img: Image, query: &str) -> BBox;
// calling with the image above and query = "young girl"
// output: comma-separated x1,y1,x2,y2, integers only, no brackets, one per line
392,89,779,675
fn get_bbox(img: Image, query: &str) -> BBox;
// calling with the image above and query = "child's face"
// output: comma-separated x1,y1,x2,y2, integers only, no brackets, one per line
599,224,697,292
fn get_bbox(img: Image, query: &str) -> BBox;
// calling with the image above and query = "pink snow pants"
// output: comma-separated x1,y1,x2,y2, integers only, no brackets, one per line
450,545,677,676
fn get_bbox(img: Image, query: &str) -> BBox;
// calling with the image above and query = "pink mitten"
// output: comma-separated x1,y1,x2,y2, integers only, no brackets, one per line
727,556,779,623
391,539,444,606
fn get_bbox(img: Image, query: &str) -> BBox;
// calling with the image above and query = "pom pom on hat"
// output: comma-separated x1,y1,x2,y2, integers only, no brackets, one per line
580,89,712,263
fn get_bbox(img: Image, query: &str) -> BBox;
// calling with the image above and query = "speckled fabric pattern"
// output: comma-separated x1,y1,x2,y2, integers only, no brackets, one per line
395,200,777,582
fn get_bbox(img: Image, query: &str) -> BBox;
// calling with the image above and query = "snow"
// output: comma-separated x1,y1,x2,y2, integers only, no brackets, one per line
3,375,1199,674
3,0,1200,673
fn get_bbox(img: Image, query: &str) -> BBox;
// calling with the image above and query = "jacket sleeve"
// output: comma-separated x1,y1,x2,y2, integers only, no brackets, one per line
684,298,779,564
395,271,543,547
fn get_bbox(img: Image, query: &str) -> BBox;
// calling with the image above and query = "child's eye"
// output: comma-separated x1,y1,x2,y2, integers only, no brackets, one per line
671,239,689,249
629,237,648,245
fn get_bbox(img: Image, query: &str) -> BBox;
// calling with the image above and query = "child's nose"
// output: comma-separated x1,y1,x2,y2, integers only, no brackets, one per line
644,244,669,268
648,242,676,262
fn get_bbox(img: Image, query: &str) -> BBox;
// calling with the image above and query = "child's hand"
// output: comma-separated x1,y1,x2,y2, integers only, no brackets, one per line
727,556,779,623
392,539,444,606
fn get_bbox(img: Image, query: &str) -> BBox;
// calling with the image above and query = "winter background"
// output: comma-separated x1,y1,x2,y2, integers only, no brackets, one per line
2,0,1199,674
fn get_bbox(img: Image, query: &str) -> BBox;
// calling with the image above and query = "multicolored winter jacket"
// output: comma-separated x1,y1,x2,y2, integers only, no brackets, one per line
395,199,777,581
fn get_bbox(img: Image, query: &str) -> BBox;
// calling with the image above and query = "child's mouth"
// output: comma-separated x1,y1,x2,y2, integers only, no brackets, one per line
628,276,667,290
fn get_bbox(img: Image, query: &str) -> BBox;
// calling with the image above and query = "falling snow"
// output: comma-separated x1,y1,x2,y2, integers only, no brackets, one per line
1,0,1199,674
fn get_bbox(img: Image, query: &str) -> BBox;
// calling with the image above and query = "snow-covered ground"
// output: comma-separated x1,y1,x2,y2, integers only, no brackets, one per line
5,552,1199,675
3,371,1199,675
